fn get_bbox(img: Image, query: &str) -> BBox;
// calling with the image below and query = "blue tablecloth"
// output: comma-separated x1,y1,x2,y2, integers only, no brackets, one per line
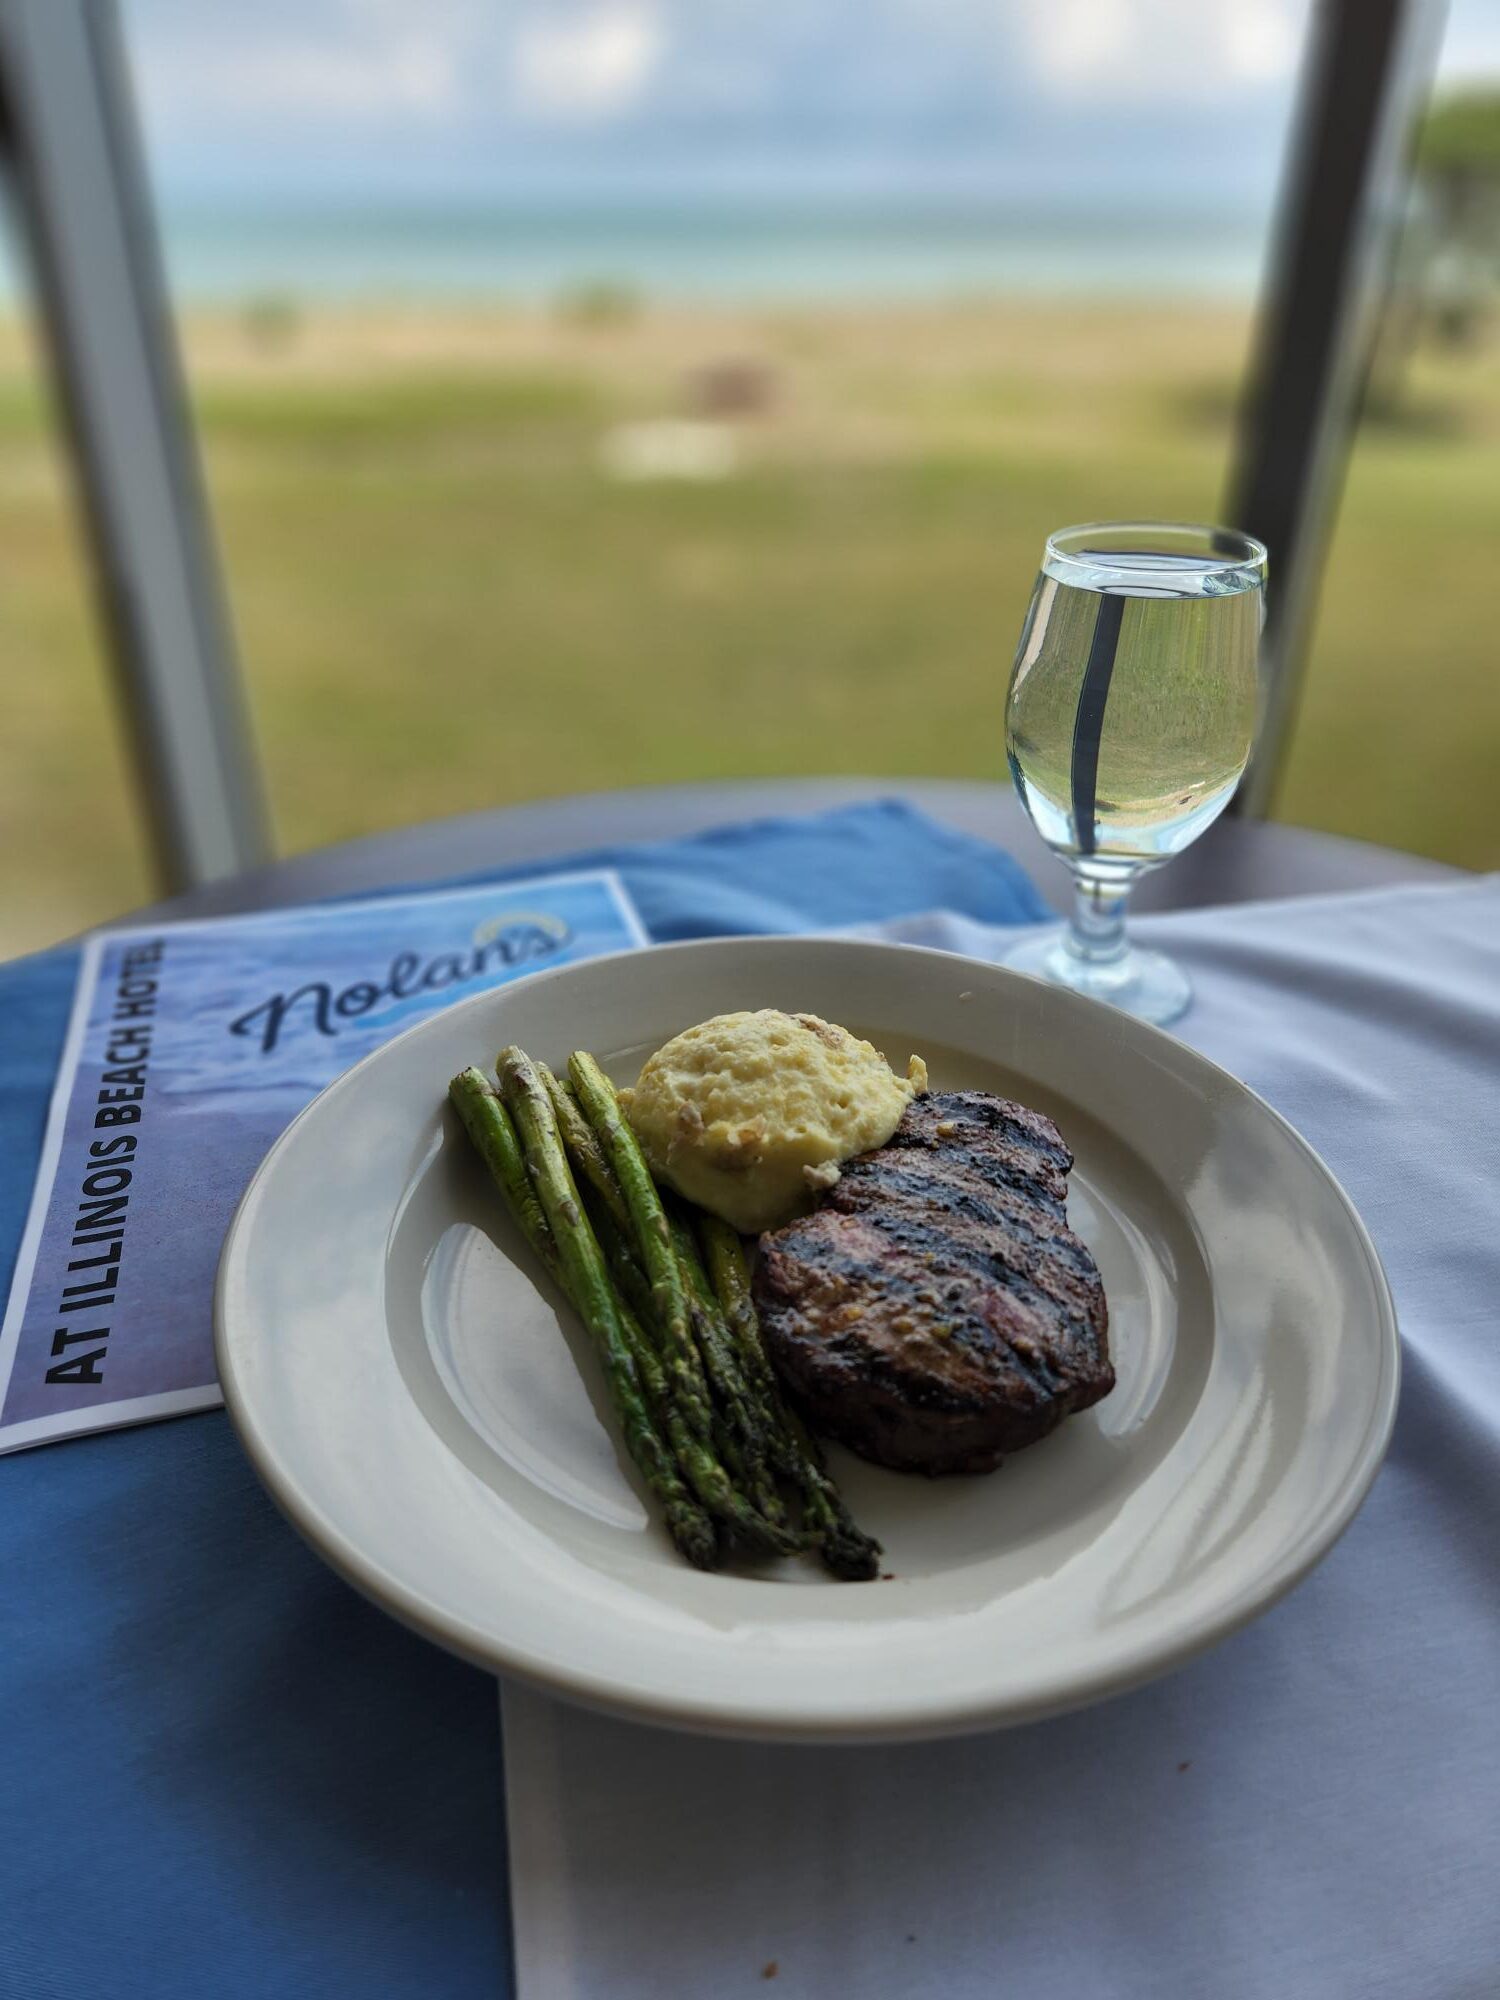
0,802,1045,2000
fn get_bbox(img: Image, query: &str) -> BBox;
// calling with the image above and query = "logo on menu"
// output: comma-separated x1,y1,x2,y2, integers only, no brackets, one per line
227,912,572,1056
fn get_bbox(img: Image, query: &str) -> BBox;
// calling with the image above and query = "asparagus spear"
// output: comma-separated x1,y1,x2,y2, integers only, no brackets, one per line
489,1048,718,1571
565,1051,713,1443
564,1051,797,1556
667,1208,789,1531
699,1212,783,1408
555,1111,704,1389
699,1213,882,1582
570,1184,779,1543
505,1047,792,1559
576,1179,791,1541
539,1064,634,1240
449,1066,558,1274
452,1067,733,1568
461,1050,863,1573
589,1197,659,1329
545,1087,789,1527
611,1298,734,1564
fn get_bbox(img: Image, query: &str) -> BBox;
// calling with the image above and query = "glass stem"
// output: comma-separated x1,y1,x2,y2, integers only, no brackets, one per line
1065,867,1133,966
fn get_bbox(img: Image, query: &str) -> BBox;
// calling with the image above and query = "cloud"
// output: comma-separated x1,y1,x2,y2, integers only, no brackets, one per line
141,32,458,125
127,0,482,131
511,5,665,120
1015,0,1301,102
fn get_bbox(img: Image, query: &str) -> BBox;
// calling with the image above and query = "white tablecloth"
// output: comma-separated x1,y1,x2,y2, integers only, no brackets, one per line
502,876,1500,2000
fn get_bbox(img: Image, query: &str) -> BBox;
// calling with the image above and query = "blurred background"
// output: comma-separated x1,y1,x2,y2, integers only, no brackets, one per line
2,0,1498,957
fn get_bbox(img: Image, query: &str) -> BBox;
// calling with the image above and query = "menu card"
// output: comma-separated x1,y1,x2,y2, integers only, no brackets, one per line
0,871,646,1452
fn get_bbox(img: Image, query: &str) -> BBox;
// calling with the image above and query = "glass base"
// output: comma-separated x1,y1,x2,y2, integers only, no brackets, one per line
1006,927,1192,1026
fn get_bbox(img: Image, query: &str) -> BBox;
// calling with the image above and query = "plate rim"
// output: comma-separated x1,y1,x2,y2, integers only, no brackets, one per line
214,935,1401,1742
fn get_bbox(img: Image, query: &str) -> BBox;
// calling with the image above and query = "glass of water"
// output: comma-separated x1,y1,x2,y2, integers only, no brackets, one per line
1004,521,1267,1025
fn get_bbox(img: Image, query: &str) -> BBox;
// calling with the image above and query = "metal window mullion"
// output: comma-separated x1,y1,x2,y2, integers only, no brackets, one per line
1226,0,1447,818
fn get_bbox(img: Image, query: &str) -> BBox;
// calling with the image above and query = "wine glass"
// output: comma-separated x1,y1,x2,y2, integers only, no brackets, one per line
1004,521,1267,1026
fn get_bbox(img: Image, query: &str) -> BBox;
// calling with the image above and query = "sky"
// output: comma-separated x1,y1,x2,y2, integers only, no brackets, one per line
117,0,1298,213
120,0,1500,218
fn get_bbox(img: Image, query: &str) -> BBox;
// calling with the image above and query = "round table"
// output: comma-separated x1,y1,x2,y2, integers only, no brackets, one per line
137,779,1461,925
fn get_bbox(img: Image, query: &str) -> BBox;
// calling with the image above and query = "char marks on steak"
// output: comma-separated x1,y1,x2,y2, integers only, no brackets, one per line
753,1091,1111,1474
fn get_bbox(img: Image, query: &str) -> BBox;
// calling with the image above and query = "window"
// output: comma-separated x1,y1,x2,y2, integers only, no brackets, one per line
115,2,1312,863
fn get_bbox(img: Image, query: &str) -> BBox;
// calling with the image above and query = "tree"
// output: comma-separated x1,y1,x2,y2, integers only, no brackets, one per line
1364,86,1500,417
1411,87,1500,347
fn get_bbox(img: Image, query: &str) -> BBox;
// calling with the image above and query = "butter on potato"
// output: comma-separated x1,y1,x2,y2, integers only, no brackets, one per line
622,1010,928,1233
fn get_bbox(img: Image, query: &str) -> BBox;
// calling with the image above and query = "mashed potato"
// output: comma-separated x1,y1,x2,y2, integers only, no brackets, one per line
623,1010,928,1233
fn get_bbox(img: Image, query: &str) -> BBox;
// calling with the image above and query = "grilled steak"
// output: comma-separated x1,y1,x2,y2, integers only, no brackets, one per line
753,1091,1111,1474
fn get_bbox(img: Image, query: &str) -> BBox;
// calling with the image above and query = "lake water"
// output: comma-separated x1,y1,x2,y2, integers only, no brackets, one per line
133,203,1267,305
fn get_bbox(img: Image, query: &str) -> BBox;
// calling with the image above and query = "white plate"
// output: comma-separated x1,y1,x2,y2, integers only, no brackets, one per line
215,938,1398,1742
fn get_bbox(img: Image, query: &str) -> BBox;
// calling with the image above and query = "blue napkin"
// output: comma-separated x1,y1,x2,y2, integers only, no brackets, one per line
0,800,1044,2000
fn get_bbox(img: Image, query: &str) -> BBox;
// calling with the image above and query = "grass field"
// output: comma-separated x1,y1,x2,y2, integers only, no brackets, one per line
2,297,1496,958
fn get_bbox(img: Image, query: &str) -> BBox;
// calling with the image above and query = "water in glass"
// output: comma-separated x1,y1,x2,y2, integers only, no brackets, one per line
1004,524,1266,1025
